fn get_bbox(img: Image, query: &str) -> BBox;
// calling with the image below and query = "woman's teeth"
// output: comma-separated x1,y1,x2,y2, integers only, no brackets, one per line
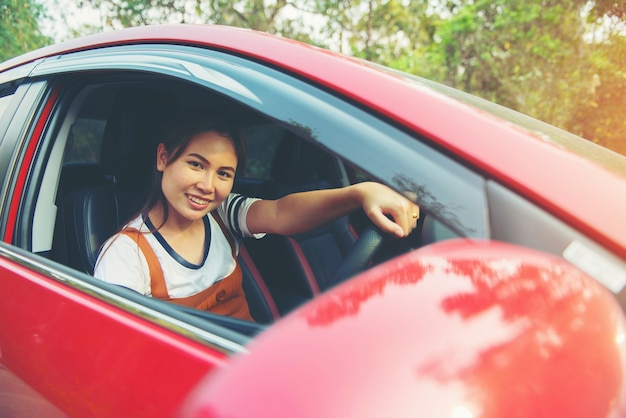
188,195,209,205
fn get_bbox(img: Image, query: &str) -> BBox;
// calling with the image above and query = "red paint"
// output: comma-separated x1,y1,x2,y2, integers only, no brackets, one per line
178,240,626,417
0,256,227,417
4,88,59,243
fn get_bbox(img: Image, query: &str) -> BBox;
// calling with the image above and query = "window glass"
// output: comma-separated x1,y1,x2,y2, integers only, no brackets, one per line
239,123,282,180
348,165,374,183
28,44,488,238
64,118,106,163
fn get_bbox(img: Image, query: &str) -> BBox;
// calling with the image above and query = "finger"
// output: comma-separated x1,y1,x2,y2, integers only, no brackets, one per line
369,209,404,238
410,205,420,227
396,201,420,236
395,209,411,237
396,204,418,236
390,207,412,237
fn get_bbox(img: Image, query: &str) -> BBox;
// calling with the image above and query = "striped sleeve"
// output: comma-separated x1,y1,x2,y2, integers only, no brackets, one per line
217,193,265,239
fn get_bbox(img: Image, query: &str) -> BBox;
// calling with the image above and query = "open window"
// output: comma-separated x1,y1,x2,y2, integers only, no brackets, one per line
17,44,487,335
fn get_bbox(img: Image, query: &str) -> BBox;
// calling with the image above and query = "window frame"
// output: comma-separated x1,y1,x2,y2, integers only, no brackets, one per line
30,43,488,239
6,43,491,338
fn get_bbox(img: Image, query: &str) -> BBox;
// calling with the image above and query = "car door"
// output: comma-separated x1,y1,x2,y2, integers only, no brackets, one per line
0,77,71,418
0,56,249,417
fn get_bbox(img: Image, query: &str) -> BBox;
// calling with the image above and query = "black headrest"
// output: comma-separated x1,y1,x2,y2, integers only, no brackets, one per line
99,88,179,183
269,132,332,185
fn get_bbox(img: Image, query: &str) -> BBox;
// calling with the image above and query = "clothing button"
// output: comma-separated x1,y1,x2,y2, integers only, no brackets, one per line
216,290,227,302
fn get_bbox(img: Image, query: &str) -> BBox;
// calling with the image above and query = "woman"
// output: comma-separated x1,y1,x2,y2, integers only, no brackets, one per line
94,110,419,321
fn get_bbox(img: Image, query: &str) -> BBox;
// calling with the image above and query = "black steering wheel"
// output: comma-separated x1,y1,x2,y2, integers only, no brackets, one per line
330,210,425,287
330,224,387,286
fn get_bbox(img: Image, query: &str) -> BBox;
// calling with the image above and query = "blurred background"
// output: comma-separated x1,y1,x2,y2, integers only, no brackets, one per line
2,0,625,156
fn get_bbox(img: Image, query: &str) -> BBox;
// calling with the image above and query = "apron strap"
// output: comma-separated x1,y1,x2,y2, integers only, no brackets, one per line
210,211,237,256
120,228,169,298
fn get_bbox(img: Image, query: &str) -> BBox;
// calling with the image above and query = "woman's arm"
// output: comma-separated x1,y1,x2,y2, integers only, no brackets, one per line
246,182,419,238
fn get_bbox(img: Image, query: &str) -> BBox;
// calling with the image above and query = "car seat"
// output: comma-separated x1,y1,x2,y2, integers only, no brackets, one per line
244,132,358,307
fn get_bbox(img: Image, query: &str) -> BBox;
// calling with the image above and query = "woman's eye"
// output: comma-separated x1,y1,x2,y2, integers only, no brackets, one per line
188,161,202,169
218,170,233,179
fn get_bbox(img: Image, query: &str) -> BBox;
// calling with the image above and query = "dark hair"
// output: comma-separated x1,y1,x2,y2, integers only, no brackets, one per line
139,108,246,230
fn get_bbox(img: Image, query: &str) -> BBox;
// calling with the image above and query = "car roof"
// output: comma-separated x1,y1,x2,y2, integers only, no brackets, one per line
3,24,626,258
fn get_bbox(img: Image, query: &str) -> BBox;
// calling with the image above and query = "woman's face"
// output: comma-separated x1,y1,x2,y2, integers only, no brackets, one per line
157,130,238,224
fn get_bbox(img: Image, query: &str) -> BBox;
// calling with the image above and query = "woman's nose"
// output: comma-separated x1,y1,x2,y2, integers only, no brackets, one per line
197,171,216,193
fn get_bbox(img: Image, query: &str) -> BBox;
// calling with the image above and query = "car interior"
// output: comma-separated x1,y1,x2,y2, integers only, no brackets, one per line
38,79,350,323
26,73,458,336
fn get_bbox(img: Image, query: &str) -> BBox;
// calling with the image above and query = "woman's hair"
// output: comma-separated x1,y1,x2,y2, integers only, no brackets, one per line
138,108,246,230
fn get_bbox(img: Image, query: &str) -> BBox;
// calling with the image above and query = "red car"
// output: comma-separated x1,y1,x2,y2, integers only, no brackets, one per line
1,24,626,417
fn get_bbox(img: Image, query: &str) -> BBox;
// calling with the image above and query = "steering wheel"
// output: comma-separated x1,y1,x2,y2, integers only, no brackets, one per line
330,224,387,286
330,210,426,287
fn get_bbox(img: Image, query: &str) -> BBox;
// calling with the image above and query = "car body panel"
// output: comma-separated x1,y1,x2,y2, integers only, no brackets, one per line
4,87,58,243
0,363,68,418
178,239,626,417
0,242,232,417
0,80,50,241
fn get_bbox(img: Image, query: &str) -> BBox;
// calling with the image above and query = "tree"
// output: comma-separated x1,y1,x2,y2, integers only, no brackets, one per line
569,31,626,154
0,0,51,61
417,2,588,123
61,0,626,155
81,0,301,33
301,0,435,62
410,0,626,155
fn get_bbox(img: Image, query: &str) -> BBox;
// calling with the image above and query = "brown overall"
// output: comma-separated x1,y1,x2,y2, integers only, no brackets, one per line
121,214,253,321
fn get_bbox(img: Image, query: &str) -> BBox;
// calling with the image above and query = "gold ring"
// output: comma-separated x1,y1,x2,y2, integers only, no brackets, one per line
412,213,419,219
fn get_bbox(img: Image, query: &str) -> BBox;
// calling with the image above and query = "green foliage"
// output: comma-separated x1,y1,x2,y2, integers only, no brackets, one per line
312,0,626,155
414,0,626,153
569,33,626,154
3,0,626,155
81,0,292,33
0,0,51,61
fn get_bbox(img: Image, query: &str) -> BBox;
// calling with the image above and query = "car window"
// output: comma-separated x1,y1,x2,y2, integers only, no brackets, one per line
29,43,487,238
20,48,487,268
0,74,22,122
15,45,487,341
239,123,282,180
64,98,281,180
0,85,18,144
0,93,14,169
64,118,106,164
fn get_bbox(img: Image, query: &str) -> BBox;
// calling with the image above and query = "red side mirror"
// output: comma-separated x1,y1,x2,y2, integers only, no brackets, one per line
177,240,626,417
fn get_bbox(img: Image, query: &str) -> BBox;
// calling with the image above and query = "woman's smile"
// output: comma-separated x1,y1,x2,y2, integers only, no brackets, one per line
186,193,211,208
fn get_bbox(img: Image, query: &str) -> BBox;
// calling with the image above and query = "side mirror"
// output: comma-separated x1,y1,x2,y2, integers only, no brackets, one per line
177,239,626,417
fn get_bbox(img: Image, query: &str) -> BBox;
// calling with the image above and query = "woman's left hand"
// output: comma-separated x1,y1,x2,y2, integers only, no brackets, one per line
356,182,420,238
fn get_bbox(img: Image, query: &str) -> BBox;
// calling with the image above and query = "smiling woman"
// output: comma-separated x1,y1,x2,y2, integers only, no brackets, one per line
92,110,262,319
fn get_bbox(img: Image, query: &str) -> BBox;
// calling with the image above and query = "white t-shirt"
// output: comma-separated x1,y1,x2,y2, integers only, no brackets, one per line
93,194,263,297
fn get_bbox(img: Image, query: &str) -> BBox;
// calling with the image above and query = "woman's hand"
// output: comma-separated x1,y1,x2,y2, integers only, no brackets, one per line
355,182,420,238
